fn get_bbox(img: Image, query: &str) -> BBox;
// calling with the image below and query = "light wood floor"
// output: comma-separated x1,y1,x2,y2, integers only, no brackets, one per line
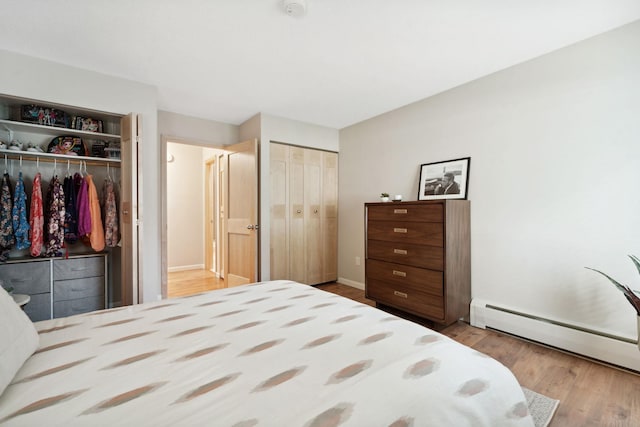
316,282,640,427
167,277,640,426
167,269,225,298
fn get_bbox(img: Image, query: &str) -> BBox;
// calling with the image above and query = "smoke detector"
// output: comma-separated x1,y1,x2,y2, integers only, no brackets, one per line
282,0,307,17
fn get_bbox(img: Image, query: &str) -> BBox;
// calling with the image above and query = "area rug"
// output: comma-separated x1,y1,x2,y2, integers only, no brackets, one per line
522,387,560,427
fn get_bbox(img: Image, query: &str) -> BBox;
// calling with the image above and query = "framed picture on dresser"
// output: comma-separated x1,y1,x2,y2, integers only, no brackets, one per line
418,157,470,200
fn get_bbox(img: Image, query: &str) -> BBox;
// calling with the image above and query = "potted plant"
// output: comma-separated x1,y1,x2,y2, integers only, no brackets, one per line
586,255,640,349
380,193,390,202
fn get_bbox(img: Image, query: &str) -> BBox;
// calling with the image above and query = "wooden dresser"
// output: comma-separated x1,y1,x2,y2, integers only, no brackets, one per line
365,200,470,327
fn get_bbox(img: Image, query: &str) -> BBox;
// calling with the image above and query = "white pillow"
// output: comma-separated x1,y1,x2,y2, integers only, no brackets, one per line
0,286,39,396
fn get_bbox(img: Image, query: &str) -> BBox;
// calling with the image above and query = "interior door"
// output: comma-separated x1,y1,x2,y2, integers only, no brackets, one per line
120,113,140,305
224,139,258,287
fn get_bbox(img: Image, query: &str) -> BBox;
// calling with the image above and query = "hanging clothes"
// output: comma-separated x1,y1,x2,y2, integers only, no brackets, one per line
29,172,44,257
0,172,15,261
75,172,91,237
45,176,66,257
85,174,105,252
102,178,119,247
63,175,79,243
11,171,30,250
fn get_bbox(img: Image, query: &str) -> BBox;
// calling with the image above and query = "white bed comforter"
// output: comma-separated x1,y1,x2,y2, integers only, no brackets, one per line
0,280,534,426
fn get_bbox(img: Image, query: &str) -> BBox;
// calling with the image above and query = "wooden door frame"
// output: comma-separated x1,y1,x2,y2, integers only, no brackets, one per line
204,156,216,273
218,153,226,279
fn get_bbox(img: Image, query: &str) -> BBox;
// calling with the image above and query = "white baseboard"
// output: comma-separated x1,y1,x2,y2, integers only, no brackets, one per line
168,264,205,273
471,298,640,372
337,277,365,290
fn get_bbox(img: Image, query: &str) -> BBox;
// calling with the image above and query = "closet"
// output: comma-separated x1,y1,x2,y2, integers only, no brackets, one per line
270,142,337,285
0,94,139,321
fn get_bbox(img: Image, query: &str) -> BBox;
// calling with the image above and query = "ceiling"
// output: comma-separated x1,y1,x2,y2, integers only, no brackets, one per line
1,1,639,129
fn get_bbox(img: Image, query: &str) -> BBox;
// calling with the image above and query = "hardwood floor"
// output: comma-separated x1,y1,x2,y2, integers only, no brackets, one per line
167,269,225,298
317,282,640,427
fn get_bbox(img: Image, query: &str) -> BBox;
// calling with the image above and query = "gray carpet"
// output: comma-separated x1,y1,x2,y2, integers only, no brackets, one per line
522,387,560,427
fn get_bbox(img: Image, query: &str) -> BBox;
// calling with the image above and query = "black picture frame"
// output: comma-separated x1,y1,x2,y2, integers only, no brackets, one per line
417,157,470,200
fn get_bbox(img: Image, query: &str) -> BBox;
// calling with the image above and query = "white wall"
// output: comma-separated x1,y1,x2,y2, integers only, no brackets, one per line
166,143,206,270
339,21,640,339
158,110,239,145
0,49,161,303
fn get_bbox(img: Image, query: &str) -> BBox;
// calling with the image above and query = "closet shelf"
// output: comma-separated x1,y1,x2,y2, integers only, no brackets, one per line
0,148,121,166
0,118,121,141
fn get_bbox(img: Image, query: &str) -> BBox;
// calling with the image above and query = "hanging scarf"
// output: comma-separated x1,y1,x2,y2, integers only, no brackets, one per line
86,175,105,252
45,176,66,257
102,179,119,247
75,172,91,237
0,173,15,261
29,172,44,257
63,175,79,243
11,171,30,250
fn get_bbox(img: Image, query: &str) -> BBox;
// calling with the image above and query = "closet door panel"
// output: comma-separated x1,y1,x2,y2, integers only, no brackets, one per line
269,144,289,280
289,148,306,283
304,149,323,285
322,151,338,282
120,113,138,305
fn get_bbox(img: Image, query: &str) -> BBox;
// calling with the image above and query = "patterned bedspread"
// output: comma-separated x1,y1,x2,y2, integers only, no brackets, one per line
0,280,534,426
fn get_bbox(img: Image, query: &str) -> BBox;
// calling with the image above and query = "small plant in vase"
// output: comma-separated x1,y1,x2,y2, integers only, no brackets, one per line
586,255,640,348
380,193,390,202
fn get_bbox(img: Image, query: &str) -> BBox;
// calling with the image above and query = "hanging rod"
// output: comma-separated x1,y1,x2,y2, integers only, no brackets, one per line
0,148,121,168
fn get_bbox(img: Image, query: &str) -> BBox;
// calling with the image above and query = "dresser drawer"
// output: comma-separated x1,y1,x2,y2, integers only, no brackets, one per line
23,292,52,322
54,295,104,318
53,257,105,280
367,203,443,223
367,221,443,246
366,278,444,320
366,259,443,296
54,276,104,302
367,240,444,270
0,261,50,294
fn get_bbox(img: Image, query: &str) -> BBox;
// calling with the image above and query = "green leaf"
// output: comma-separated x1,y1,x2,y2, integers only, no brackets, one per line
585,267,627,293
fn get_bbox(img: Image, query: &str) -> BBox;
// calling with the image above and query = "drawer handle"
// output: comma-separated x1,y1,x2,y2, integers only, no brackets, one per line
392,270,407,277
393,209,407,214
393,249,407,255
393,228,407,233
10,278,27,283
394,290,408,298
71,268,89,271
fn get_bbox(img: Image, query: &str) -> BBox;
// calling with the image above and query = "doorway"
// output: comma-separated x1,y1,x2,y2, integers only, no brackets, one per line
161,137,259,299
165,141,225,297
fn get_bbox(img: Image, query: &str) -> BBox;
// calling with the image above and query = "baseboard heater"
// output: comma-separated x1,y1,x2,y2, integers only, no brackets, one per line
470,299,640,373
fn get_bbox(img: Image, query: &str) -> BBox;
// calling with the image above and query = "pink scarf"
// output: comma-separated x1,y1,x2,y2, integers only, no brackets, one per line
29,173,44,257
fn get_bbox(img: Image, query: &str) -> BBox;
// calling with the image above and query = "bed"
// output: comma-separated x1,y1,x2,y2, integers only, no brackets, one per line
0,280,534,426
